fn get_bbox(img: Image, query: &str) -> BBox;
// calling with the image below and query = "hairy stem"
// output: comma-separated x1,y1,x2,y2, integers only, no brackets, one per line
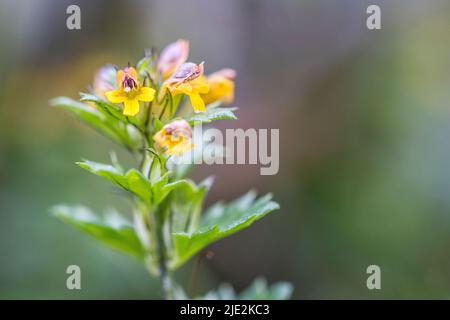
136,97,174,299
155,196,173,299
156,218,173,299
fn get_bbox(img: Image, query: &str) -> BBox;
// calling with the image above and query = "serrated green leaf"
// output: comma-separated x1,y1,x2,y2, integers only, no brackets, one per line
170,191,279,269
170,179,208,235
125,169,153,201
77,160,152,204
51,205,145,260
77,160,188,208
152,174,190,208
187,106,237,125
50,97,137,151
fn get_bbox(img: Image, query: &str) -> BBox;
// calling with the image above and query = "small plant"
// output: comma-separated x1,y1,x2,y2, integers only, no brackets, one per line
50,40,291,299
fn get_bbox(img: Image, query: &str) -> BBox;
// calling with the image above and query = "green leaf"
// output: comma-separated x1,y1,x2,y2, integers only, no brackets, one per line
153,118,163,132
50,97,137,151
109,151,123,172
136,55,151,75
187,106,237,125
170,191,279,269
170,178,210,235
202,278,293,300
51,205,145,260
77,160,152,204
151,173,190,208
79,93,146,131
77,160,188,208
79,92,127,122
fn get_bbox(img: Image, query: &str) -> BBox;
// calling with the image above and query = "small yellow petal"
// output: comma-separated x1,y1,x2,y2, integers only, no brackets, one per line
105,90,127,103
123,99,140,116
191,76,210,94
153,119,193,155
195,82,210,94
167,141,193,156
158,82,170,101
176,82,192,94
115,70,125,88
136,87,156,102
126,67,138,81
153,130,166,147
189,93,205,113
201,76,234,105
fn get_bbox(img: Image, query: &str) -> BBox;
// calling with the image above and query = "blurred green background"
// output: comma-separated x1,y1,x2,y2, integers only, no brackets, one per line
1,0,450,299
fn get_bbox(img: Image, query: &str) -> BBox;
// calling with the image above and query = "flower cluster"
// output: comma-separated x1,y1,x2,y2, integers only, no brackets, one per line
91,39,236,156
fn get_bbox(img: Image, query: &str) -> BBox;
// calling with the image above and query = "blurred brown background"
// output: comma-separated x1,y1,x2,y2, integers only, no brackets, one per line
1,0,450,299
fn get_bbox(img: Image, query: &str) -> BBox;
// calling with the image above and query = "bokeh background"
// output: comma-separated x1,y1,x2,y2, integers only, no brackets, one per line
1,0,450,299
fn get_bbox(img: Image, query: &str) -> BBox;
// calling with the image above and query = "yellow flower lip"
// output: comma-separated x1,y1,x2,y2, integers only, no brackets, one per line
201,68,236,105
153,119,193,156
105,66,156,117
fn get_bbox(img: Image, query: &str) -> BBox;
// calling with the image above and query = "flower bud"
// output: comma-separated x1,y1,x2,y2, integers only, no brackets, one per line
153,120,193,156
170,62,205,84
93,64,117,98
157,39,189,79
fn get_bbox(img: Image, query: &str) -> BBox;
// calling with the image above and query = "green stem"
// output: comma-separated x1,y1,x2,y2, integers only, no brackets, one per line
155,199,173,299
156,222,173,299
136,96,173,299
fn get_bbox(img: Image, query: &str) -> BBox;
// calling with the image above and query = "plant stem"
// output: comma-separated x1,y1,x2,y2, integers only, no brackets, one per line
156,205,173,299
138,100,173,300
158,243,173,299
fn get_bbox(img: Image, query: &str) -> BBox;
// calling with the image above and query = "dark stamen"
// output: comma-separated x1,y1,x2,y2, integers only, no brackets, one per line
122,75,137,90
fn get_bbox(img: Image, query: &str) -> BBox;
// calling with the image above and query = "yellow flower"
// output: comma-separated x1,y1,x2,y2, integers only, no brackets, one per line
157,39,189,80
153,120,193,156
105,67,155,116
201,68,236,105
163,62,210,113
